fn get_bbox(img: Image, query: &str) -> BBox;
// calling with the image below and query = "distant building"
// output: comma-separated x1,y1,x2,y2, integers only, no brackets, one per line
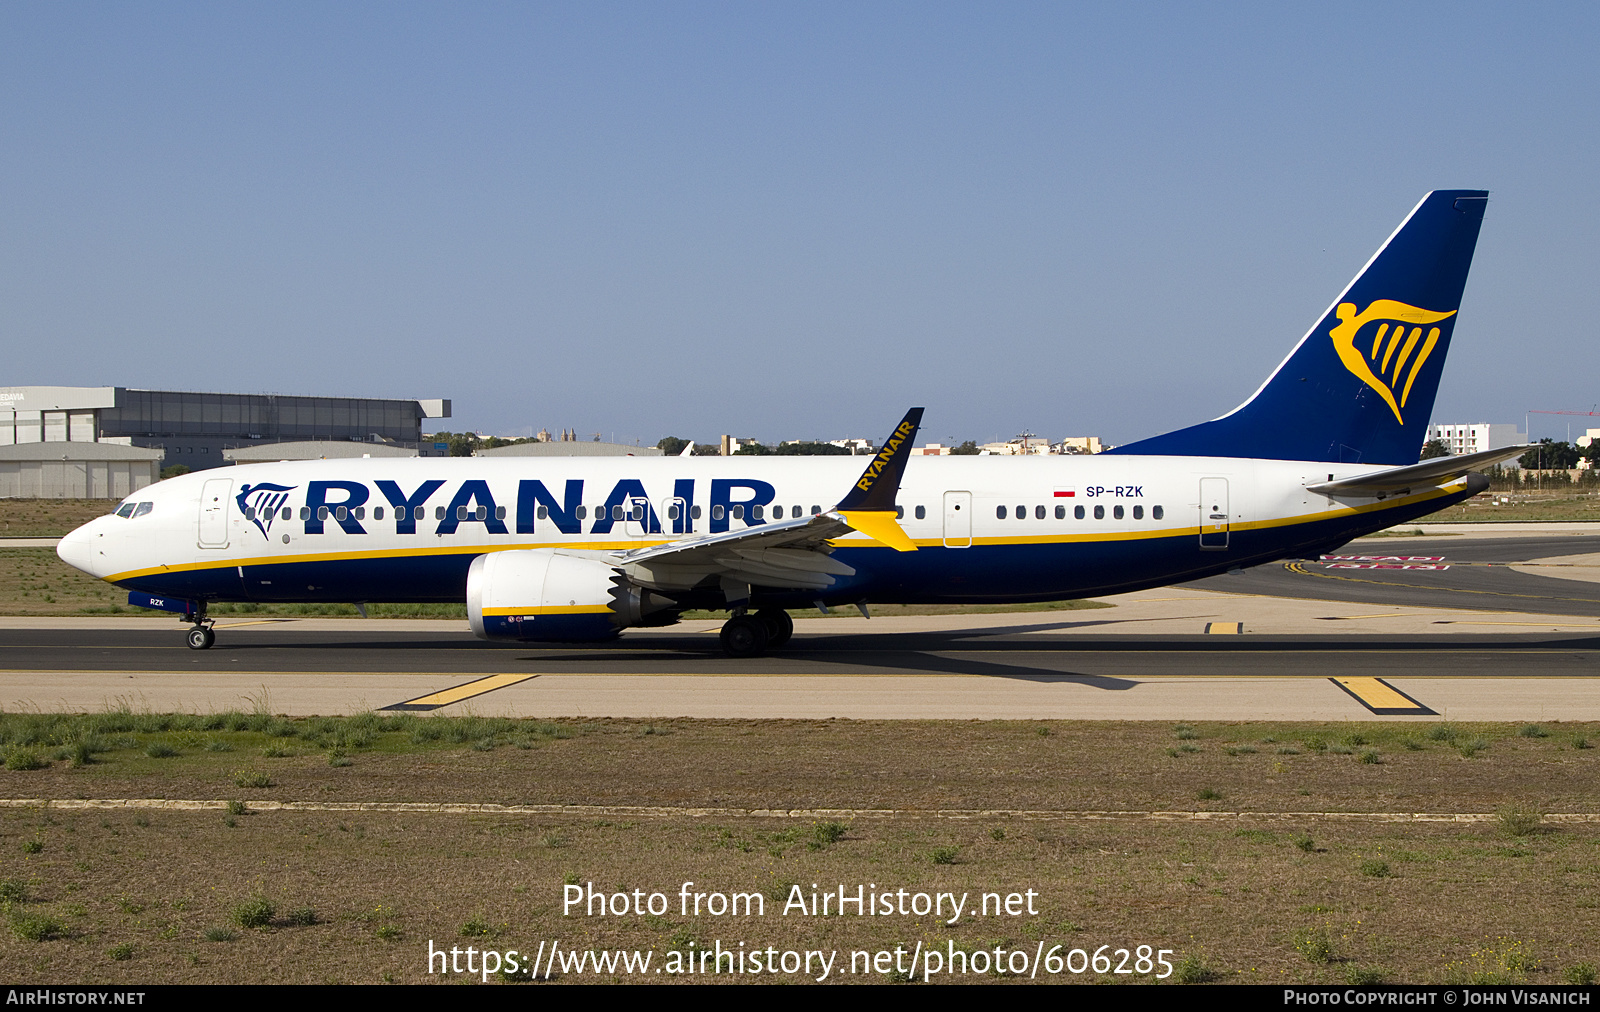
1426,423,1525,458
0,441,161,499
475,441,662,457
1056,436,1104,455
911,443,949,456
225,441,420,464
980,433,1053,456
0,385,451,473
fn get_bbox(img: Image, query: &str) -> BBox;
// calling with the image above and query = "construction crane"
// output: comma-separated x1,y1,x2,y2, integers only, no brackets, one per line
1527,408,1600,444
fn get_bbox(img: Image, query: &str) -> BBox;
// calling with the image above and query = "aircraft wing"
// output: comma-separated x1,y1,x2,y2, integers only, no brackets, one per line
616,511,859,592
612,408,924,597
1305,444,1530,496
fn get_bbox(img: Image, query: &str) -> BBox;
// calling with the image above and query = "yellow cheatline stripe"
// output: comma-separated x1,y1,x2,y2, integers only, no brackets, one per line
480,605,612,616
1204,622,1243,634
102,479,1471,583
382,673,540,711
1329,676,1435,715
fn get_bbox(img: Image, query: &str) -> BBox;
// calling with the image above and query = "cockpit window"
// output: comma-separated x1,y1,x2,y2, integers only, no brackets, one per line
131,502,154,518
115,503,136,518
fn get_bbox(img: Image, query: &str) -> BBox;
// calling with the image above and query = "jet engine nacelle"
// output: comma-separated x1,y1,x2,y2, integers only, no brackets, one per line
467,549,678,642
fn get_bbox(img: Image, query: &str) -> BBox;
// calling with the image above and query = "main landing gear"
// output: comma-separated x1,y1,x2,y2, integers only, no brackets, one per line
184,606,215,650
719,608,794,658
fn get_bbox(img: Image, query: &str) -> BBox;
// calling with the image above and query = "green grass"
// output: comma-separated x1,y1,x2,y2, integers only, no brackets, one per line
11,912,65,941
231,896,275,929
929,845,960,865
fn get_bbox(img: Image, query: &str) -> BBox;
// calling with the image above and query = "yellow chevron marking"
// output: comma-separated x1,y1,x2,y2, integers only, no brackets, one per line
382,673,539,711
1329,676,1435,715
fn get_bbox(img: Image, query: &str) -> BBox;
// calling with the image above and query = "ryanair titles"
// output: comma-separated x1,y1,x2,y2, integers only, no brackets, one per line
237,477,790,539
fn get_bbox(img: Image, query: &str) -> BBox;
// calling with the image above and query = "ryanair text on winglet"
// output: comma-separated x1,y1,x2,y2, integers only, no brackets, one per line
854,420,916,494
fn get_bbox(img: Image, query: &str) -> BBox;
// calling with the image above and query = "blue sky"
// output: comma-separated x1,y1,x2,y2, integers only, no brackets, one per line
3,3,1597,445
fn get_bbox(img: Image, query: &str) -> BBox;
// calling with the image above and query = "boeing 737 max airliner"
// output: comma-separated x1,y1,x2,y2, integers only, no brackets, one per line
56,190,1518,656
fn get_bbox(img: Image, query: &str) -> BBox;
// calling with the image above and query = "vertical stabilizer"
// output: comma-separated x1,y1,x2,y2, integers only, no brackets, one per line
1108,190,1488,465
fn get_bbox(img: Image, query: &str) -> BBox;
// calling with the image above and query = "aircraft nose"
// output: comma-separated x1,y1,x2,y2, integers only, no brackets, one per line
56,521,103,577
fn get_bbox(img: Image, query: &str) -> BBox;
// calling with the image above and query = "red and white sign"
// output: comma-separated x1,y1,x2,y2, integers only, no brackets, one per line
1320,555,1445,562
1323,563,1451,571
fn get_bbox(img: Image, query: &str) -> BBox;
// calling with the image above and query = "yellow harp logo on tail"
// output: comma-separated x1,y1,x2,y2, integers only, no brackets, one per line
1328,300,1456,425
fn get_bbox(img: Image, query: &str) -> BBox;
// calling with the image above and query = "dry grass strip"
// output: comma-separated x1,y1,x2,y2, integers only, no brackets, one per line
4,797,1599,823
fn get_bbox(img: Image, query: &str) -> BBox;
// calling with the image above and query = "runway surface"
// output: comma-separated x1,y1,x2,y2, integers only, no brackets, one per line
4,526,1599,720
1189,534,1600,615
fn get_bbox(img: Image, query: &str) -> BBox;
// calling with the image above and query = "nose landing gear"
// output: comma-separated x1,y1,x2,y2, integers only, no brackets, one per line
185,624,216,650
184,604,215,650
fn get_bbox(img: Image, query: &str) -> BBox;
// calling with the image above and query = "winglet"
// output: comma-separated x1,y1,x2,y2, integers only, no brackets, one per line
835,407,923,552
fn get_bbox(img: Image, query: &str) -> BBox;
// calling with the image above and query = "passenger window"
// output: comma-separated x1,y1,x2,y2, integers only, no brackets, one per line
435,506,446,520
1035,505,1045,520
1153,505,1164,520
374,507,385,520
771,505,783,519
115,503,135,518
732,505,745,520
1113,505,1124,520
355,506,365,520
1133,505,1144,520
895,506,903,519
915,505,926,520
612,505,624,521
576,506,587,520
1093,505,1104,520
318,506,330,520
629,505,642,521
692,505,703,519
752,505,764,520
478,506,488,520
495,506,506,521
996,505,1006,519
810,505,820,515
282,508,292,521
133,502,153,518
712,505,725,520
1075,505,1085,520
793,506,802,517
1055,505,1065,519
667,504,680,521
537,505,548,520
1015,505,1025,518
413,506,425,520
335,506,348,521
243,506,256,520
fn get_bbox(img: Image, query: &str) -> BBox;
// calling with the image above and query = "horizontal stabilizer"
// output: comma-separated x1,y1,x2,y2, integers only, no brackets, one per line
1306,444,1529,496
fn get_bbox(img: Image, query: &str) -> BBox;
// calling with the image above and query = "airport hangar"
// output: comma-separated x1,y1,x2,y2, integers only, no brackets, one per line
0,385,451,498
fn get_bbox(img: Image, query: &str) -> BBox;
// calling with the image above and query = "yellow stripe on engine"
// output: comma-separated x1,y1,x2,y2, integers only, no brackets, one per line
480,605,613,616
